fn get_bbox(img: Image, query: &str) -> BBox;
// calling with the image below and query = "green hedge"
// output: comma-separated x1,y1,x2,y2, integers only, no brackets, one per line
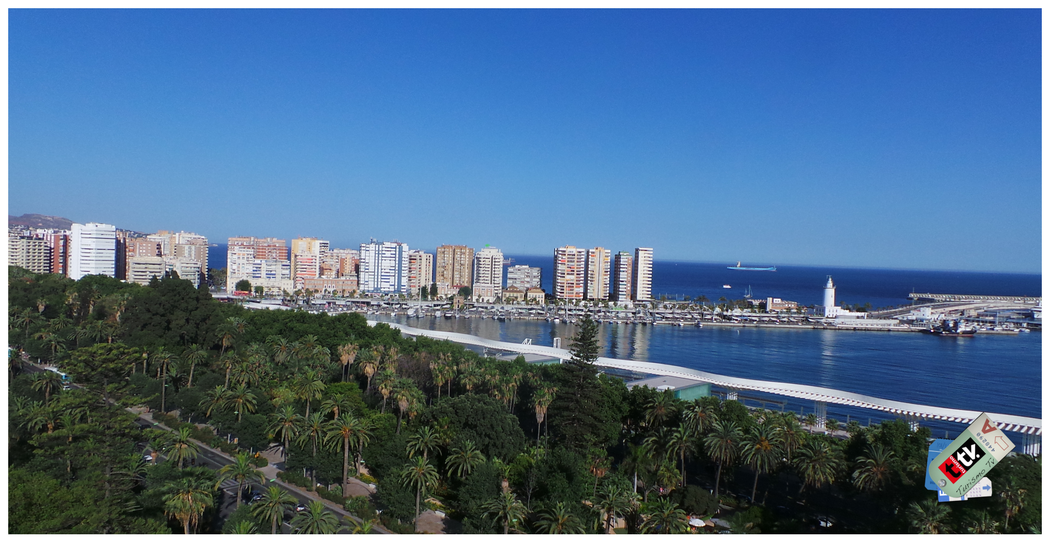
316,486,344,504
345,496,377,521
251,454,268,468
277,470,311,489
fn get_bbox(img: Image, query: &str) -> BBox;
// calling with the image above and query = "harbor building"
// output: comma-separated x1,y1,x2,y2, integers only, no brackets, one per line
359,240,409,294
612,251,633,303
553,245,587,300
815,275,899,328
473,247,504,303
69,222,117,280
506,265,542,291
407,250,434,294
632,247,653,301
626,376,711,401
226,236,293,294
585,247,612,301
8,234,52,274
435,244,475,297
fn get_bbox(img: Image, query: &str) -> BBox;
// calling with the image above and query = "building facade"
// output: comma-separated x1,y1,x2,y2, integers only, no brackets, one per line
472,247,504,302
506,265,542,291
407,250,434,294
435,244,474,297
632,247,653,302
585,247,611,301
69,223,117,280
359,240,409,294
612,251,634,303
226,236,293,294
8,235,52,274
553,245,587,301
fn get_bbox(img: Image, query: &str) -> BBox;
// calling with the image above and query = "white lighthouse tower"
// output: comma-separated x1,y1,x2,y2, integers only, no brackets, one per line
823,276,837,318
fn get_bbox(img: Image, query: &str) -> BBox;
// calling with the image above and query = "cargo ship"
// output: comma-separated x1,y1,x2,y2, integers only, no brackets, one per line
728,261,777,271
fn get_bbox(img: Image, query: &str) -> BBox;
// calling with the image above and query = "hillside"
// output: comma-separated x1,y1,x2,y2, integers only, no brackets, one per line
8,213,74,230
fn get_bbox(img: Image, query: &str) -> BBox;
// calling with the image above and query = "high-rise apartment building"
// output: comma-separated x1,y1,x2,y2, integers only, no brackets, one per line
8,235,52,274
435,245,475,297
585,247,611,301
612,251,634,303
359,240,409,294
506,265,542,291
127,231,209,287
51,233,69,276
407,250,434,294
553,245,587,300
632,247,653,301
472,247,504,302
291,237,329,286
69,223,117,280
226,236,292,294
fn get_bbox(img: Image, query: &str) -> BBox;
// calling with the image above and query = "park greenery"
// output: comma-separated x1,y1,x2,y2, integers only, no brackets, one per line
8,266,1041,534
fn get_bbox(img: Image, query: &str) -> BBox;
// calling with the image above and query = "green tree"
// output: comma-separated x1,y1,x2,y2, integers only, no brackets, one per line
704,419,743,499
61,342,139,405
640,498,690,534
793,437,843,497
30,370,64,406
268,405,302,463
325,414,373,498
164,477,214,534
182,344,208,389
252,486,296,534
400,456,439,520
534,501,585,534
906,497,950,534
215,452,266,509
446,440,486,479
235,279,252,292
407,425,442,461
291,501,339,534
166,427,200,469
740,422,782,503
483,490,529,534
851,443,897,495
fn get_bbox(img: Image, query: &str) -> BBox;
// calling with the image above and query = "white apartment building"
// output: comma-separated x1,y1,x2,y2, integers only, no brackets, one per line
473,247,504,302
69,223,117,280
506,265,542,291
612,251,634,303
585,247,611,301
226,236,293,294
9,235,52,274
407,250,434,293
359,240,409,294
632,247,653,301
553,245,587,300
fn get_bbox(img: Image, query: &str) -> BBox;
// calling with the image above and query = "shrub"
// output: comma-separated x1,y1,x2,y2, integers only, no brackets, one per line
345,496,377,521
316,485,344,504
357,473,377,485
251,454,269,468
379,513,415,534
277,470,311,489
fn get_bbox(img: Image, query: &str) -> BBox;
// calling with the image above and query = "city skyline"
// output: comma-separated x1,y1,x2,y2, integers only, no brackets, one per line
8,9,1042,274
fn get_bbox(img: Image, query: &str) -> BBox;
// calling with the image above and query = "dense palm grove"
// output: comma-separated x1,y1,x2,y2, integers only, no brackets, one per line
8,267,1041,534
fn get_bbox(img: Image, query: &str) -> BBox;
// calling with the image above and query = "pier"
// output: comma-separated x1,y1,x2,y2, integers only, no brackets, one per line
909,293,1041,305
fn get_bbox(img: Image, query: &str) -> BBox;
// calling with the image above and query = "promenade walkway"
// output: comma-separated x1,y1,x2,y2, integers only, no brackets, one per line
373,321,1042,454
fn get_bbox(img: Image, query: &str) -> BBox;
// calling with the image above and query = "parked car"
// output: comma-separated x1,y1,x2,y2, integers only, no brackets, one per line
294,503,308,513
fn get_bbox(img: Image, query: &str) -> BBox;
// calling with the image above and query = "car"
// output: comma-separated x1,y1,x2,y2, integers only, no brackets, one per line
249,492,264,504
816,515,834,528
294,503,308,513
142,454,154,463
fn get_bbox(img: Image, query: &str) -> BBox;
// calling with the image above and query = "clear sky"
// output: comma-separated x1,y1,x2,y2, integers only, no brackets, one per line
7,8,1042,273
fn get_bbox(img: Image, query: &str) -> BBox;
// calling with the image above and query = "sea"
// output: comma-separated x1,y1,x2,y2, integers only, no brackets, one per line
210,245,1041,433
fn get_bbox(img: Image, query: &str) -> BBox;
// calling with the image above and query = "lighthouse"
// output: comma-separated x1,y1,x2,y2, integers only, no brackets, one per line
823,276,836,318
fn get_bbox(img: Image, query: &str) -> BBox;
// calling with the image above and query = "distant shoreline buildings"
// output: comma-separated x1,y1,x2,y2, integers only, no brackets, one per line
7,219,660,305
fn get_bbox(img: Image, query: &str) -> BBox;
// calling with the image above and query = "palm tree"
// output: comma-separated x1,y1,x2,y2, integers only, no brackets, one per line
268,335,292,367
199,386,228,418
967,511,1001,534
346,516,374,534
226,520,258,534
741,422,783,503
356,348,380,392
215,452,266,509
182,344,208,389
640,498,690,534
164,477,213,534
319,393,355,420
534,502,584,534
30,371,64,406
644,389,679,428
667,424,695,488
12,307,38,343
483,490,529,534
906,497,950,534
268,406,302,464
325,414,373,498
400,456,439,521
166,427,200,469
291,501,339,534
704,419,743,499
252,486,296,534
297,412,327,489
775,413,805,463
390,378,421,434
292,371,326,418
337,343,359,383
445,440,485,479
683,398,717,435
594,479,638,533
851,443,896,494
406,426,441,461
792,437,843,497
224,384,257,422
999,479,1028,532
531,384,556,445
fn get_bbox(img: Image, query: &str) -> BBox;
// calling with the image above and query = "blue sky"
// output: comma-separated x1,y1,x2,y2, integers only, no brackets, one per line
7,9,1042,273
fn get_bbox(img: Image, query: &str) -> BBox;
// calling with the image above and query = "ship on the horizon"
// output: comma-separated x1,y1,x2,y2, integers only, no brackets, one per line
728,261,777,271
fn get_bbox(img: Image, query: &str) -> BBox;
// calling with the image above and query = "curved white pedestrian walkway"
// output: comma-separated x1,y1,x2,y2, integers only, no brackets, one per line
373,321,1042,440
